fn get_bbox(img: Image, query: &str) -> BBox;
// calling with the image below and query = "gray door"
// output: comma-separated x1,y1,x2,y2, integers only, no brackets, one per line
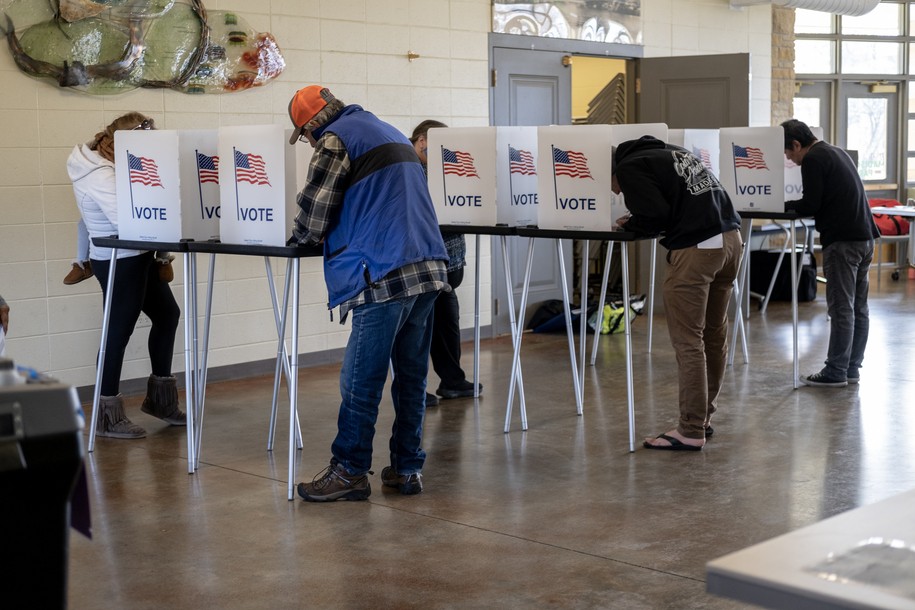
491,46,573,336
638,53,750,128
635,53,751,303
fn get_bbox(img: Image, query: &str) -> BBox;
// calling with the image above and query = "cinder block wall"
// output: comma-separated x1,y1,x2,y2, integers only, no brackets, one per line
0,0,771,390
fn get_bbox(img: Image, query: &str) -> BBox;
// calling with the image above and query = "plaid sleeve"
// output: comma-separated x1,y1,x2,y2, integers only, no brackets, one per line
291,133,350,246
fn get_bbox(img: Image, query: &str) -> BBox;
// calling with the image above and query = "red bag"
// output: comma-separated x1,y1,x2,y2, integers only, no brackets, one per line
868,198,911,236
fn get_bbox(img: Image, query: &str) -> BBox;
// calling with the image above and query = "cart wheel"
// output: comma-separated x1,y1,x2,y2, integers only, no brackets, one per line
892,271,900,281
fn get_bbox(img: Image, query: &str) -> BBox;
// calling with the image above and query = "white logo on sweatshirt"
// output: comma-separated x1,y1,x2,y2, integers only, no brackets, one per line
672,150,721,196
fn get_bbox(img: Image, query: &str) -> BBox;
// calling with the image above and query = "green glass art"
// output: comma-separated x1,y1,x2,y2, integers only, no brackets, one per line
0,0,285,94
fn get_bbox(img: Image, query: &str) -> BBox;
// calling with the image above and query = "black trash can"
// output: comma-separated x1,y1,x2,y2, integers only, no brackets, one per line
0,379,85,609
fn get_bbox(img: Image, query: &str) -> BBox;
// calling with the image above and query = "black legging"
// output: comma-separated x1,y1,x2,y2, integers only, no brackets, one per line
429,266,466,387
92,251,180,396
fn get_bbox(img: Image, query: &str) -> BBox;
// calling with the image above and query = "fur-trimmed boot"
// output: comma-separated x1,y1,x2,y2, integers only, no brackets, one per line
140,375,187,426
97,395,146,439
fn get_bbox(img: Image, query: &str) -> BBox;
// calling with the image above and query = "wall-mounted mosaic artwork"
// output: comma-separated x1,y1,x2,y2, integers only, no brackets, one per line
492,1,642,45
0,0,285,94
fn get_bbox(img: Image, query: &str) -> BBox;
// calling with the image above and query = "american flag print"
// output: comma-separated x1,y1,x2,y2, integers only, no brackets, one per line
732,144,768,170
692,146,712,170
552,147,592,179
234,149,271,185
128,153,163,187
509,146,537,175
442,148,479,177
197,152,219,185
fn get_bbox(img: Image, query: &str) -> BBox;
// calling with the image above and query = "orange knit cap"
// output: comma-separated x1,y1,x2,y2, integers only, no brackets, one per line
288,85,335,144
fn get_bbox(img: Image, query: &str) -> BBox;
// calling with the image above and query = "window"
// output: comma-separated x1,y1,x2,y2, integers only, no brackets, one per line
841,41,902,74
794,98,821,128
795,1,913,195
842,3,902,35
795,9,833,34
847,97,888,180
796,40,835,74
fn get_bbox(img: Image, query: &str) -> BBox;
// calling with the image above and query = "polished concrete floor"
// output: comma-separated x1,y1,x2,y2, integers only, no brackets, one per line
68,270,915,609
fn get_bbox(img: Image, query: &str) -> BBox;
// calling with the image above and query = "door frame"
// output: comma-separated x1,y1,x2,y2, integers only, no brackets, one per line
488,33,642,336
488,33,643,124
794,81,834,141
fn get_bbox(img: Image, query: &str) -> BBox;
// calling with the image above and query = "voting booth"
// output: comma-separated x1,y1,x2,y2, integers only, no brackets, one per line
179,130,221,241
426,127,498,226
669,128,720,178
115,130,183,242
218,124,297,247
719,127,785,213
609,123,669,224
114,129,222,242
536,125,614,231
495,126,539,227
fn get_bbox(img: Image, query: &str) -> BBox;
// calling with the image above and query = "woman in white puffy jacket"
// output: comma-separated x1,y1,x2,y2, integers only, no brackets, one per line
67,112,185,439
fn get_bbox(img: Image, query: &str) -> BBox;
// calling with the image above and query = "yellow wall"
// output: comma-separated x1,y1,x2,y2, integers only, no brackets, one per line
571,56,627,122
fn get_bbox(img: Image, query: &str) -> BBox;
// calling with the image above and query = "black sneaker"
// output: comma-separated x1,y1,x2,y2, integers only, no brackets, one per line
846,368,860,384
297,461,371,502
425,392,439,407
801,370,847,387
381,466,423,495
436,379,481,399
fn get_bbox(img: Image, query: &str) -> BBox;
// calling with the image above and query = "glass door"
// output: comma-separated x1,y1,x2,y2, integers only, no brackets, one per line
794,81,832,140
841,82,899,198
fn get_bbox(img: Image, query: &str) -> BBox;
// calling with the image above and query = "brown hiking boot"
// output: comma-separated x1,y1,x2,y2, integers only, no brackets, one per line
297,461,371,502
63,261,93,285
381,466,423,495
140,375,186,425
96,395,146,439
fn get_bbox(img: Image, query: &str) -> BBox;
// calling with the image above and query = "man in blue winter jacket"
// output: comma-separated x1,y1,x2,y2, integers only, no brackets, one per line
288,85,448,500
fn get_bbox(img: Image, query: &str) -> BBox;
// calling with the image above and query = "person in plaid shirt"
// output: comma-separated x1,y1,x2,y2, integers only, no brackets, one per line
288,86,448,501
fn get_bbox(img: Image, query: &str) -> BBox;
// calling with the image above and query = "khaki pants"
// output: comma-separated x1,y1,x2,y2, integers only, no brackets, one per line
663,230,743,439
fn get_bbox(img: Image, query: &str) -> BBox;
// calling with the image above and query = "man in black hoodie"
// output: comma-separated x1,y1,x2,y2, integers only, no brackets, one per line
782,119,879,387
613,136,742,451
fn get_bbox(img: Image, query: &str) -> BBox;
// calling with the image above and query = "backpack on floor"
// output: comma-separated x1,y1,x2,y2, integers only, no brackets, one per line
749,247,818,302
587,303,635,334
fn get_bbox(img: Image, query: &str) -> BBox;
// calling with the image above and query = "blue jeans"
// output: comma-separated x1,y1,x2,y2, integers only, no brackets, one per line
331,291,439,476
822,240,874,377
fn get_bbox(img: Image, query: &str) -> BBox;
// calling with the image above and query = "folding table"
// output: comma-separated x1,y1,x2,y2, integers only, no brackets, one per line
185,240,322,500
438,225,515,401
708,487,915,609
870,204,915,281
90,237,322,500
88,237,190,458
730,211,805,388
511,228,656,452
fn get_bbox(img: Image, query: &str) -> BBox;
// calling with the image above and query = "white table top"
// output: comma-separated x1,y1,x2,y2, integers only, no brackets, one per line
707,488,915,609
872,206,915,217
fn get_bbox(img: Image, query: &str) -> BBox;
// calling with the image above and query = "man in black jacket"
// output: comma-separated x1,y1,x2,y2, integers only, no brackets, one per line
613,136,742,451
782,119,880,387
